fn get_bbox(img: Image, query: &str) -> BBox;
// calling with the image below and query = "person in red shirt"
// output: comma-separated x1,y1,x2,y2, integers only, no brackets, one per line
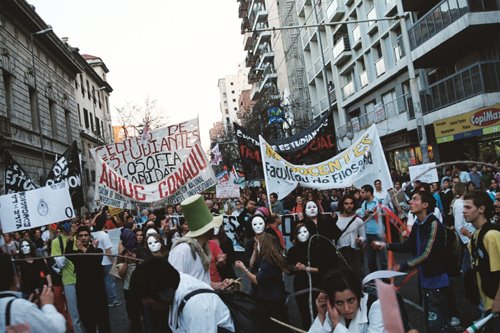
265,213,285,250
208,236,226,283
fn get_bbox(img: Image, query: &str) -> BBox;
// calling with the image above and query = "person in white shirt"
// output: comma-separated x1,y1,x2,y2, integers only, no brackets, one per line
130,257,234,333
0,253,66,333
373,179,393,211
309,267,384,333
92,212,120,307
169,194,232,290
335,194,366,279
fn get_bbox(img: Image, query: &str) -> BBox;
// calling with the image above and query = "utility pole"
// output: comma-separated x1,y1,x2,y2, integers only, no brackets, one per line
397,3,430,163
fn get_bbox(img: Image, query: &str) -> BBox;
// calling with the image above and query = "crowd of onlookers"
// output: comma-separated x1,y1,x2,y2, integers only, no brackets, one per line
0,162,499,333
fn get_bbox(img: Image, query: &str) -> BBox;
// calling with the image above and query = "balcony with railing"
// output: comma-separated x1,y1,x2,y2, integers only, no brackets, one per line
360,70,369,87
329,88,337,105
336,94,410,140
314,57,323,76
332,36,352,65
323,47,331,64
342,81,355,99
413,61,500,118
366,7,378,34
327,0,344,21
351,25,361,49
238,0,249,19
243,31,254,51
253,31,272,55
407,0,499,66
375,57,385,77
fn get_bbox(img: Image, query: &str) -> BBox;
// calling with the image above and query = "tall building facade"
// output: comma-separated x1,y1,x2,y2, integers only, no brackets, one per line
0,0,81,189
73,52,113,212
296,0,500,174
217,62,251,131
239,0,291,139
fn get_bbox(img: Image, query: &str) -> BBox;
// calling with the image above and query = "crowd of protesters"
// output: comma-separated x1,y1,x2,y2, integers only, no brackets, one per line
0,163,499,332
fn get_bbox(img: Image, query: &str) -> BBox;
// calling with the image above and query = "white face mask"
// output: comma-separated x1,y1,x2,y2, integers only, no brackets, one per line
297,226,310,243
252,216,265,234
305,202,318,218
21,241,31,255
147,236,161,253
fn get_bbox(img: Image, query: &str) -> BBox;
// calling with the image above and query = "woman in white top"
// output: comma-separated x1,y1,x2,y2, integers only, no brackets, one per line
309,267,384,333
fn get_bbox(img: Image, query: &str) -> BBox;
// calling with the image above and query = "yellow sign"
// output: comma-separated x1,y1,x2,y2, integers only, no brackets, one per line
433,104,500,139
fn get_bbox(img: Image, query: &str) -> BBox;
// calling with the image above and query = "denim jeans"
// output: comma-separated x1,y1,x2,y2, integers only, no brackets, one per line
103,264,118,304
64,283,84,333
423,288,452,333
364,234,387,274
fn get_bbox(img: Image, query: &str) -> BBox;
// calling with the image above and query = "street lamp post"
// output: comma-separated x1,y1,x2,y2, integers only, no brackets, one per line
30,27,53,181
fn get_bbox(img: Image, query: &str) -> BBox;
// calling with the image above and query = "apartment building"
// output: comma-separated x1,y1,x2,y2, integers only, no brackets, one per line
239,0,291,139
217,62,251,131
0,0,81,188
297,0,500,174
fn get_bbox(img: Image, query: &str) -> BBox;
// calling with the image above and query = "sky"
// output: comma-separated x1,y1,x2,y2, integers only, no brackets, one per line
31,0,246,149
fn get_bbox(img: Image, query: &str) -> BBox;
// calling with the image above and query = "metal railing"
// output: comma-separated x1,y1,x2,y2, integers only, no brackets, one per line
408,0,498,50
336,93,411,139
417,61,500,116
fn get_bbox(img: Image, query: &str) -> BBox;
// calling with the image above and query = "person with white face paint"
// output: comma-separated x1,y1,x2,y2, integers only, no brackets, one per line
286,223,321,329
301,201,339,287
146,234,166,258
17,239,53,299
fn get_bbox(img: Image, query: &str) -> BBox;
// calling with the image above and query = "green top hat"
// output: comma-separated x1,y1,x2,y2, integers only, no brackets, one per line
181,194,223,238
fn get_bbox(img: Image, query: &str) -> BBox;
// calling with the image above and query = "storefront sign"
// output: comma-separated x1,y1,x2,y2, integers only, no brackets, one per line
433,104,500,143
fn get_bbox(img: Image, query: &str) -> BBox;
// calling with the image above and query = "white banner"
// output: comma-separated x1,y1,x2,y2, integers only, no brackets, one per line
409,162,438,183
92,118,217,208
216,184,240,199
260,124,393,199
0,183,75,233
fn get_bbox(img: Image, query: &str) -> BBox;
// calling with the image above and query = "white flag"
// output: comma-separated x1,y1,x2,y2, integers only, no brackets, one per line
211,143,222,165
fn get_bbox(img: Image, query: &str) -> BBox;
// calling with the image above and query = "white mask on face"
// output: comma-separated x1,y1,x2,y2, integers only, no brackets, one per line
297,226,310,243
21,241,31,255
147,236,161,253
252,216,265,234
305,201,318,218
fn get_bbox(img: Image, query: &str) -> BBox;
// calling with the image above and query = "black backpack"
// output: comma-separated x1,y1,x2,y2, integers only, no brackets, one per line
178,289,271,333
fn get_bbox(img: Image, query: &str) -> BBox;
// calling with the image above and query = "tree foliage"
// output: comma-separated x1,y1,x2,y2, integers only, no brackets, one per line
114,97,168,138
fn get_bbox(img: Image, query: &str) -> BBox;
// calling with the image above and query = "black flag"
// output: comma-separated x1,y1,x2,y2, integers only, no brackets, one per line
45,141,84,208
3,150,39,193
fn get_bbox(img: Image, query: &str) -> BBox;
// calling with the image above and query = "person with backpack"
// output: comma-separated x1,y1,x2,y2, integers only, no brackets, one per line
388,191,452,333
0,253,66,333
309,266,385,333
462,191,500,333
130,257,234,332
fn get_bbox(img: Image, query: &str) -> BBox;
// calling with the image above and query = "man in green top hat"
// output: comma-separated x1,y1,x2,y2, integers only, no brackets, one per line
168,194,232,290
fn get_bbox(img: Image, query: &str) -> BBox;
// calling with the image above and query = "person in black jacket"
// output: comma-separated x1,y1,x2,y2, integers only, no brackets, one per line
66,226,110,333
388,191,451,333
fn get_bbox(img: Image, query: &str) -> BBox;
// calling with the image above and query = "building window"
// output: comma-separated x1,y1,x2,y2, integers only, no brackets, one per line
65,109,72,143
91,170,96,182
90,112,94,132
80,75,85,97
234,107,237,111
230,82,234,85
85,168,90,183
83,108,89,129
232,99,236,102
86,80,91,100
28,86,39,131
2,70,13,118
109,125,112,140
49,99,57,138
101,120,104,137
77,104,82,125
95,116,101,136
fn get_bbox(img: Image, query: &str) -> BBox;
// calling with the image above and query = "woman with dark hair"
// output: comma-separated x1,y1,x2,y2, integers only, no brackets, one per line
310,267,384,332
286,223,321,329
214,225,236,280
17,239,52,299
300,200,339,284
265,213,285,250
235,233,289,332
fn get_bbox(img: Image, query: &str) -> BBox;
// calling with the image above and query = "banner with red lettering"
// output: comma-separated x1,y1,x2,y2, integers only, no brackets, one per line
234,109,336,180
92,118,216,209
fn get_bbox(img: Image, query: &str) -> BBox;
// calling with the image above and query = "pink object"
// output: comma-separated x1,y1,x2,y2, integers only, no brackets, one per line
256,207,270,218
375,279,405,333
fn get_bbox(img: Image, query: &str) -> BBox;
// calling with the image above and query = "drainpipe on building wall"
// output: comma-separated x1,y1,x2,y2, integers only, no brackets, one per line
397,2,430,163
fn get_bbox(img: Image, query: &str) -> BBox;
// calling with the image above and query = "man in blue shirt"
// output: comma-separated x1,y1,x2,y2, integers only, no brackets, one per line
359,184,387,273
389,191,451,333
